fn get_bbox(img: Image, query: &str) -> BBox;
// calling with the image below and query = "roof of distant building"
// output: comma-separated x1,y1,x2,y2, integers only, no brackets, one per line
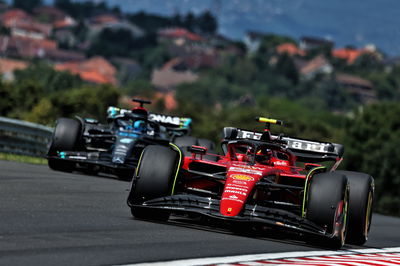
53,16,76,29
11,20,53,37
336,73,376,103
336,73,373,88
332,48,370,64
0,35,57,58
0,57,28,74
91,14,120,25
159,27,203,42
299,55,332,76
276,42,305,56
0,8,31,27
55,56,117,85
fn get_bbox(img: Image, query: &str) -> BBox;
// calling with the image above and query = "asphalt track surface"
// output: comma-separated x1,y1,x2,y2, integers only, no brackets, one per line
1,160,400,266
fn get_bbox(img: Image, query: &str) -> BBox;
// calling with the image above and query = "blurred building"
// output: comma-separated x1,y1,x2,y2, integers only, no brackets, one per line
336,73,376,104
0,57,28,80
151,58,199,91
55,56,117,86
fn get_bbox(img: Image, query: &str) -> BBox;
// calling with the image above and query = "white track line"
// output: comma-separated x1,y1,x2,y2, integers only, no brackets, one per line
118,247,400,266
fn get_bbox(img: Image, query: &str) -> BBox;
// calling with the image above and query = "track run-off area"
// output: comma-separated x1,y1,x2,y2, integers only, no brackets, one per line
1,160,400,266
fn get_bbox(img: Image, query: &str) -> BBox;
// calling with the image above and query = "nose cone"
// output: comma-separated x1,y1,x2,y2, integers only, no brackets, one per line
220,196,244,216
220,173,256,217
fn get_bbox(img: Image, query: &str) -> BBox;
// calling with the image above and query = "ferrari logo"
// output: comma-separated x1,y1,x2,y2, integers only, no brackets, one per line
227,208,232,212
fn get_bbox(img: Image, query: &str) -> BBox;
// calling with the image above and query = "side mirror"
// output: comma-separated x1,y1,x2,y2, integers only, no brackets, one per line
188,145,207,155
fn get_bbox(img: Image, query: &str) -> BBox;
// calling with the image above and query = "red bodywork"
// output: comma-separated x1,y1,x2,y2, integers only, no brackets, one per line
128,123,346,241
180,140,312,218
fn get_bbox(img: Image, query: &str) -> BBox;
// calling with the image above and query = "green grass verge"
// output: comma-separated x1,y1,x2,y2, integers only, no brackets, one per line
0,153,47,165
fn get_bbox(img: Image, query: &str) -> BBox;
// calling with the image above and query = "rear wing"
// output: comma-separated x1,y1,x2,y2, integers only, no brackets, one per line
107,106,191,130
148,113,192,130
223,127,344,162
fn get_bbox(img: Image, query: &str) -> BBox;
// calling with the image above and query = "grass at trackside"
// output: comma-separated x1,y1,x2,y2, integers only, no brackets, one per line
0,153,47,165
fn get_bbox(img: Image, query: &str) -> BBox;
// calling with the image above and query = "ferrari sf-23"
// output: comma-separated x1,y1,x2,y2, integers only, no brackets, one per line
127,117,374,248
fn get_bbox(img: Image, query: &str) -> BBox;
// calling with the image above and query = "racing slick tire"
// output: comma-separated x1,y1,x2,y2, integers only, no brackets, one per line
306,172,349,249
48,117,82,154
336,170,374,246
129,145,179,221
48,118,82,172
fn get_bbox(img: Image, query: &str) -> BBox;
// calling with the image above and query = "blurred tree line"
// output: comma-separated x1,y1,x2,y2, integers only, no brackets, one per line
342,103,400,216
0,62,120,125
127,10,217,35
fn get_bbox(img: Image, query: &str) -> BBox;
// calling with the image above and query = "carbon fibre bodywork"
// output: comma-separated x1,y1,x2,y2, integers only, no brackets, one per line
47,102,192,179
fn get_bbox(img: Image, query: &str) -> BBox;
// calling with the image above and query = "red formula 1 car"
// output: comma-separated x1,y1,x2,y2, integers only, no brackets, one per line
127,117,374,249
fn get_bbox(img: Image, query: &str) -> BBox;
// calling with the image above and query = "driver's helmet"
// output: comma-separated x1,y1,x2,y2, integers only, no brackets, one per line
255,148,272,164
133,120,146,133
131,106,148,119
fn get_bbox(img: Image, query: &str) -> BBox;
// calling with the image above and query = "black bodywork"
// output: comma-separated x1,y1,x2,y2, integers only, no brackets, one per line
47,100,192,178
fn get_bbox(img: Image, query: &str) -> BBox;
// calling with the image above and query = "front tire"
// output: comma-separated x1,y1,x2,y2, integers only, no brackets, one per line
337,171,374,245
306,172,349,249
48,118,82,154
48,118,82,172
128,145,179,221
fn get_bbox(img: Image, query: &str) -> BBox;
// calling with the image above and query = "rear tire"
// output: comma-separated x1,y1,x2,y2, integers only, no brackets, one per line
337,171,374,245
48,118,82,172
306,172,349,249
129,145,179,221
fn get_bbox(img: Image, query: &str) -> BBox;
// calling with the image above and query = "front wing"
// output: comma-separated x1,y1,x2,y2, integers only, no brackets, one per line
129,194,337,239
47,152,137,172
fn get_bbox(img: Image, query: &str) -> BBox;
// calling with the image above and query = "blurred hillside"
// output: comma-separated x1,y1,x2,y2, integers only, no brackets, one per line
71,0,400,56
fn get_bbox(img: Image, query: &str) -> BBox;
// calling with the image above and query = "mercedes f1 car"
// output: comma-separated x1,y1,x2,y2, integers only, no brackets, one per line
127,117,374,249
47,99,193,179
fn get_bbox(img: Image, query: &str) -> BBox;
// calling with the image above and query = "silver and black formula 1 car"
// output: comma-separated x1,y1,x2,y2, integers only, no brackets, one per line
47,99,193,179
127,117,374,249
